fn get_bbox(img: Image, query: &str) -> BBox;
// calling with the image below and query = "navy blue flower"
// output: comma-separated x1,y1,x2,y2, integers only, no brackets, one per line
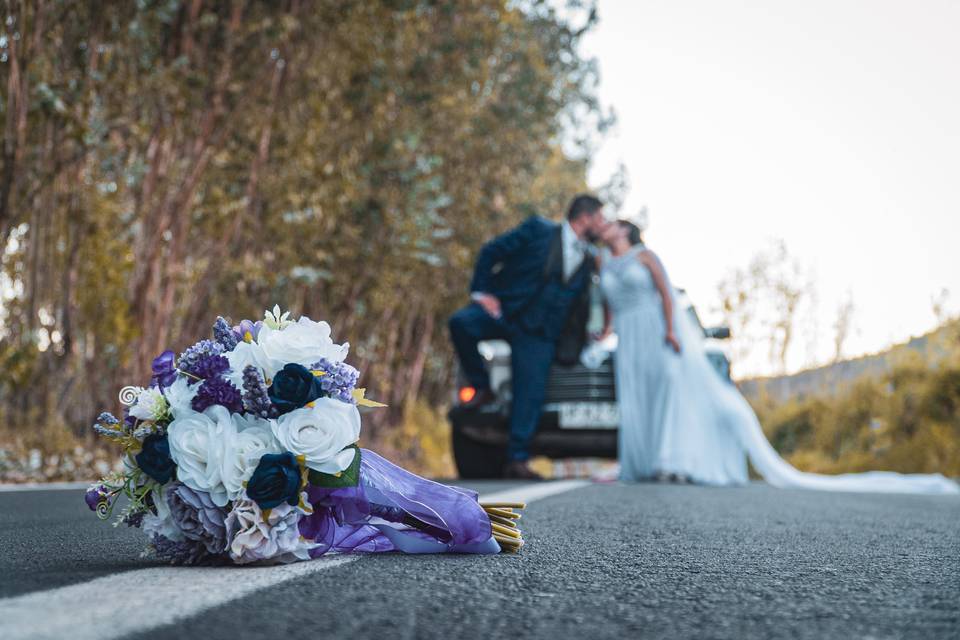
268,363,322,415
246,452,302,509
136,433,176,484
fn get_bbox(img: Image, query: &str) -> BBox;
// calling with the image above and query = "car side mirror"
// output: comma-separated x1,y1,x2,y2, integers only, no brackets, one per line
705,326,731,340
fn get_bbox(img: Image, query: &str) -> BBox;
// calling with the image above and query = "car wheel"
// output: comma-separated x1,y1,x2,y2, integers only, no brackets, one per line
452,427,507,479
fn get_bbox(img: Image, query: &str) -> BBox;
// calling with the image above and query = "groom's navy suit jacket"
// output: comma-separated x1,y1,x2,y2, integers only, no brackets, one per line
470,215,592,346
455,214,593,461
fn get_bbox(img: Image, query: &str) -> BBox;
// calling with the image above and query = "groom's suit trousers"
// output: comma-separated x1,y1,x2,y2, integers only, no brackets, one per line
448,303,555,462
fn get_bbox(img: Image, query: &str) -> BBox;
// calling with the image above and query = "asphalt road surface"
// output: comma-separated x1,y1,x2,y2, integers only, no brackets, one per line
1,481,957,640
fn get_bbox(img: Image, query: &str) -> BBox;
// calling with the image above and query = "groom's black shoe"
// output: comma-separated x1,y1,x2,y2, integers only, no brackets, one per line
502,461,543,481
459,388,496,410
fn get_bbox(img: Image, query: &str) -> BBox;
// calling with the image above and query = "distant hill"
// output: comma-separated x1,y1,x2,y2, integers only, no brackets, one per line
740,321,959,403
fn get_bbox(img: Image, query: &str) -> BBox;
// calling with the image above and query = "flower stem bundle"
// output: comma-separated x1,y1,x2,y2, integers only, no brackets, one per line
480,502,526,553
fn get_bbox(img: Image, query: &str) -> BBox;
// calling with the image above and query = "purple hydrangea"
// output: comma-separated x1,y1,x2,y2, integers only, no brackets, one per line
191,377,243,414
212,316,241,351
166,482,229,554
177,340,225,378
241,365,275,418
189,354,230,382
311,358,360,404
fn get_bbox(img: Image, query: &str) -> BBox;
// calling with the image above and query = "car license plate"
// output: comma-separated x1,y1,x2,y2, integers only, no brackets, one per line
557,402,619,429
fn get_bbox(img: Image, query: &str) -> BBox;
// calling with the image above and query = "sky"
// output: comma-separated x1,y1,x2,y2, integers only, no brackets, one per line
580,0,960,376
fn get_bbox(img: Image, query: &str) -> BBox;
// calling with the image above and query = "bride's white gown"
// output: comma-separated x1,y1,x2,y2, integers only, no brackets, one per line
599,245,959,494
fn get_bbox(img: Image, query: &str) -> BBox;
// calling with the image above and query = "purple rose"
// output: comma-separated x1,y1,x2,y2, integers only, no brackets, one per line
151,350,178,388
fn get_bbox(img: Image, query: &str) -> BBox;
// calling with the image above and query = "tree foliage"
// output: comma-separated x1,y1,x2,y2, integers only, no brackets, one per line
751,321,960,476
0,0,605,458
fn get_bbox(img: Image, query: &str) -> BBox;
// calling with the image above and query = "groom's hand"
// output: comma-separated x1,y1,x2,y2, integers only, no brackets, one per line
472,292,502,319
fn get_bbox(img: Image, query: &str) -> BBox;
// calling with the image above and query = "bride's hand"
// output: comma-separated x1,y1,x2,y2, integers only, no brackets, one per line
665,332,681,354
592,325,613,341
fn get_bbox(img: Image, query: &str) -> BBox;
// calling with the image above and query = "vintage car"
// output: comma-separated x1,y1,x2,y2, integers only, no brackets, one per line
448,287,731,478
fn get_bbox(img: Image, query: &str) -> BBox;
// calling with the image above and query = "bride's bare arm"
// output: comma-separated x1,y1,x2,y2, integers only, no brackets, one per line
639,251,681,353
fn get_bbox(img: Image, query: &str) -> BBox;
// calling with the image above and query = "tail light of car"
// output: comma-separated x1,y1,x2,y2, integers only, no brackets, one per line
458,386,477,404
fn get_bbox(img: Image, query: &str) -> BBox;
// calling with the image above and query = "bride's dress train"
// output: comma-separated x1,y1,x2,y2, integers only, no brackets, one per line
598,245,959,495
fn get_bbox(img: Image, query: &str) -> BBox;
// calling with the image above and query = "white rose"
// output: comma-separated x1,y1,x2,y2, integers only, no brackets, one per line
221,414,282,501
257,317,349,373
225,340,278,386
271,399,360,474
167,405,235,506
162,375,199,420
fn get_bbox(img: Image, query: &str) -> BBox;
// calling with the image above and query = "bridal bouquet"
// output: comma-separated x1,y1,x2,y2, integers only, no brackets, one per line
86,306,524,564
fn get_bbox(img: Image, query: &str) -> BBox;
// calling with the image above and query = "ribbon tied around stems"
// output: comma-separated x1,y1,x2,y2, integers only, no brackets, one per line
299,448,500,555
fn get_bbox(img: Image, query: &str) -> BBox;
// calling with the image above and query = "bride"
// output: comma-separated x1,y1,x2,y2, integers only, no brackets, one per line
596,219,958,494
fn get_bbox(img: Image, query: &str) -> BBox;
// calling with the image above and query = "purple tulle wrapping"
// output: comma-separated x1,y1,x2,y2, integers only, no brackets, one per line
299,449,497,555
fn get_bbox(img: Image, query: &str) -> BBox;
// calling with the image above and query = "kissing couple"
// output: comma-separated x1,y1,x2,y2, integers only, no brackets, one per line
448,195,958,494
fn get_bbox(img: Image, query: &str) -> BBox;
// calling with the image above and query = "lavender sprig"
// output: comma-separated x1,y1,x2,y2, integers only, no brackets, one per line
92,412,122,438
212,316,240,351
177,340,225,378
311,358,360,404
241,365,275,418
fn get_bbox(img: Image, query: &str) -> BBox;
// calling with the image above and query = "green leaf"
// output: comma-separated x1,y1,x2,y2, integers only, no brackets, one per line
307,445,361,488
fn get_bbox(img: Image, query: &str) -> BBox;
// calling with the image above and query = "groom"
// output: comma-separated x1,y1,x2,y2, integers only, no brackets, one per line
449,194,606,479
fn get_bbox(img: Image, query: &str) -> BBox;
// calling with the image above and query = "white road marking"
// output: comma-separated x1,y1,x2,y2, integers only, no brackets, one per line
1,480,588,640
0,481,93,492
0,557,359,640
479,479,590,505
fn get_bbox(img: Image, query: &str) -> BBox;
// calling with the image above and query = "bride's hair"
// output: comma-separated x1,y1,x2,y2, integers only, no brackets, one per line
617,220,643,246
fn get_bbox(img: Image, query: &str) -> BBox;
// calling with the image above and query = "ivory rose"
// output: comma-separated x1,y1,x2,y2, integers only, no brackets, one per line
271,399,360,474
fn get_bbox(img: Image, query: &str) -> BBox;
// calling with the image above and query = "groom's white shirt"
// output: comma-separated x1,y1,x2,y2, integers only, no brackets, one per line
561,221,586,281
